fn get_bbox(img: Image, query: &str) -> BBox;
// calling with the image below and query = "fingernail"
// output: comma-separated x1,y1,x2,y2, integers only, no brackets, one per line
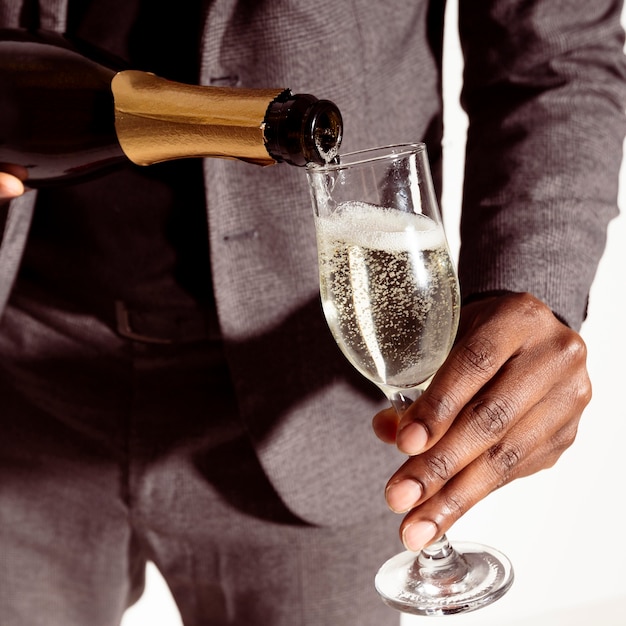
386,479,422,513
402,520,438,552
397,421,429,455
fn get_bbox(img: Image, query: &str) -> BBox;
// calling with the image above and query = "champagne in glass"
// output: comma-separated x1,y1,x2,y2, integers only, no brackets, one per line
306,144,513,616
316,201,459,409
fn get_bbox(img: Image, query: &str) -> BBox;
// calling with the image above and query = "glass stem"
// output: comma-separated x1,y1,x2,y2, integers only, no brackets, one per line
415,534,471,583
390,388,423,415
419,535,454,562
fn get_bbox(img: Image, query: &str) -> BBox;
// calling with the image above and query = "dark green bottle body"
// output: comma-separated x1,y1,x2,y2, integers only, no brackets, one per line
0,29,125,186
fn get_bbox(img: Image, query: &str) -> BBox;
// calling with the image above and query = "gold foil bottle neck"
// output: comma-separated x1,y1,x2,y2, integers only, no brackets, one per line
111,70,284,166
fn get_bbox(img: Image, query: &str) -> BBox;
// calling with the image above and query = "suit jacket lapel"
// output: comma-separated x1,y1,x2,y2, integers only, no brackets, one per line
0,195,35,316
0,0,67,29
0,0,68,320
38,0,68,30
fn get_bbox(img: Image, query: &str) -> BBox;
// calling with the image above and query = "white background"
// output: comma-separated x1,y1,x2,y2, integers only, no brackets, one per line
123,3,626,624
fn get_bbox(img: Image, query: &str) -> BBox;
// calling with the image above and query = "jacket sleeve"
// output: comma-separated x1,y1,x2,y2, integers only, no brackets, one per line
457,0,626,330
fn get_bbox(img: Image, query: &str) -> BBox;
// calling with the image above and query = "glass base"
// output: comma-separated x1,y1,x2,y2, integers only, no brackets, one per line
375,537,514,616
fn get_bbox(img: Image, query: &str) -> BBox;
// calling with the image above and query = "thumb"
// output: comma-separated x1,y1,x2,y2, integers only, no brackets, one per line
0,171,25,202
372,407,400,444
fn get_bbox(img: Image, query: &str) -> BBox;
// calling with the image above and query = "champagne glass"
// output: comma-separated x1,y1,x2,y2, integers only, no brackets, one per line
306,143,513,616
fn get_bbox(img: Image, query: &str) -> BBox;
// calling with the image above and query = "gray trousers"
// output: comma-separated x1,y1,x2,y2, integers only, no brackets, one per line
0,292,400,626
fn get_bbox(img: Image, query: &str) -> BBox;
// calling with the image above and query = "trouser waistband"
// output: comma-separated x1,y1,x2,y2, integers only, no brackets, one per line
7,281,222,345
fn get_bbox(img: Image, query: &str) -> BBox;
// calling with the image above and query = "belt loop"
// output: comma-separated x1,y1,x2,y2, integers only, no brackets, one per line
115,301,174,344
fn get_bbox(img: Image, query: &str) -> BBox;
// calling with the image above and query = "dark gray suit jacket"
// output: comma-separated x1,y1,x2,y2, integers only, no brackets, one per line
1,0,625,526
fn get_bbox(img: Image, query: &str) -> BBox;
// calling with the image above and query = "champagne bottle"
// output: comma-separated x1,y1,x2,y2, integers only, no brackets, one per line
0,28,343,187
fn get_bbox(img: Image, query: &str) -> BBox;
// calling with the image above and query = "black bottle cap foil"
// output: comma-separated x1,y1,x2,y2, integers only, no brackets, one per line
264,90,343,166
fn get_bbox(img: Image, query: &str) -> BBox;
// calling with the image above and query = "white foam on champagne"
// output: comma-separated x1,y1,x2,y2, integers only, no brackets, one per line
315,201,445,252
